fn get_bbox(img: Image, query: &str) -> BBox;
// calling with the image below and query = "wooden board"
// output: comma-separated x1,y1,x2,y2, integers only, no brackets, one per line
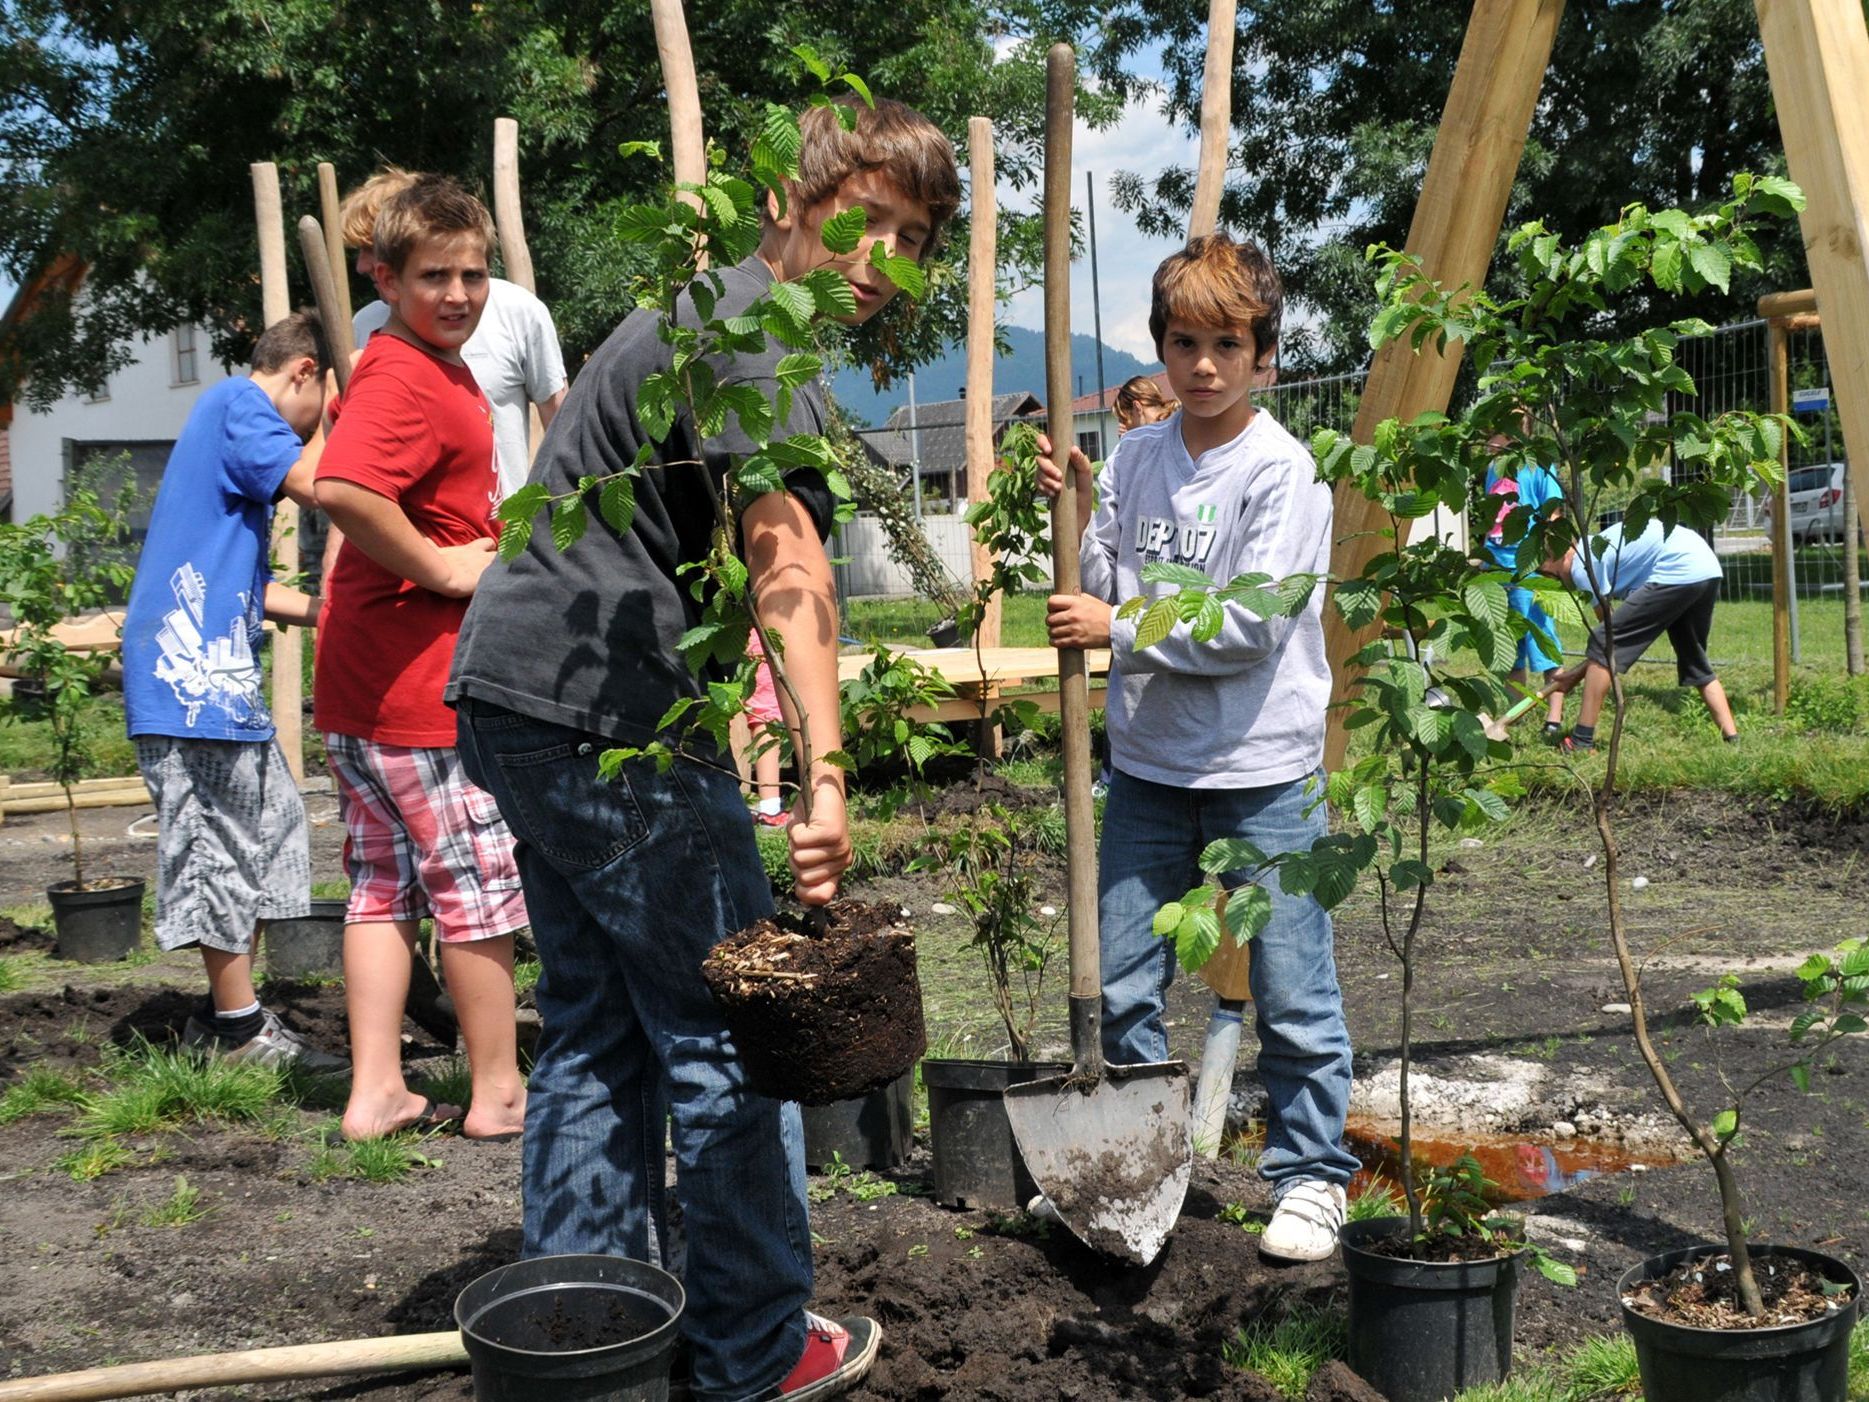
1321,0,1565,768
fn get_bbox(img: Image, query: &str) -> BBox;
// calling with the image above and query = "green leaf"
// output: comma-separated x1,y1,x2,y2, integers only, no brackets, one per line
838,72,875,107
767,280,816,329
791,42,831,81
1391,859,1433,891
1152,902,1186,938
1791,1063,1813,1094
1134,597,1181,651
1711,1108,1738,1141
869,243,926,299
1687,240,1732,293
774,352,821,389
1140,562,1214,588
1464,787,1509,823
1199,837,1269,875
1352,784,1387,833
1222,884,1272,943
803,268,858,319
550,497,587,552
1536,1257,1578,1288
1334,579,1383,630
617,140,662,160
497,515,532,561
1176,905,1222,971
819,205,868,255
495,482,549,524
598,476,637,535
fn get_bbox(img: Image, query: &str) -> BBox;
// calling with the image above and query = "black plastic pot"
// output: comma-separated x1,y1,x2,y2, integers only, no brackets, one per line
1341,1217,1522,1402
1618,1245,1862,1402
263,899,348,978
48,878,146,963
455,1253,685,1402
922,1058,1070,1209
802,1069,914,1171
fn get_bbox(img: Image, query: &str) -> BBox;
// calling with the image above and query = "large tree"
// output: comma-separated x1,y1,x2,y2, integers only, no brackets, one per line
1091,0,1827,375
0,0,1112,408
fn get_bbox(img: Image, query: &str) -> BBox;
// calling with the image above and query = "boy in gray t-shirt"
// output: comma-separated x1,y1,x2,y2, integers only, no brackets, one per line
1042,234,1356,1264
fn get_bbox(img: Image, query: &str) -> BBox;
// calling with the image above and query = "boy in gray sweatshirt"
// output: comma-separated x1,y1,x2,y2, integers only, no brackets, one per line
1041,234,1356,1262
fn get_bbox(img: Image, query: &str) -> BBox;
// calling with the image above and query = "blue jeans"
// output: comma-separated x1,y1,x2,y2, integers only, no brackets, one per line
456,701,810,1401
1507,585,1558,674
1099,767,1359,1190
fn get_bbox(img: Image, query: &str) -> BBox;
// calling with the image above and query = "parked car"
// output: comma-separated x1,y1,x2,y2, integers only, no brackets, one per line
1762,462,1856,545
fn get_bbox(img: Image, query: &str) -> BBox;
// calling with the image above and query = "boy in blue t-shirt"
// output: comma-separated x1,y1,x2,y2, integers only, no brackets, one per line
1481,438,1568,740
1539,517,1739,751
121,311,346,1070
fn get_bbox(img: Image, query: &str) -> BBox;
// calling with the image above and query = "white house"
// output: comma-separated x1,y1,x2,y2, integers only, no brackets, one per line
2,259,229,531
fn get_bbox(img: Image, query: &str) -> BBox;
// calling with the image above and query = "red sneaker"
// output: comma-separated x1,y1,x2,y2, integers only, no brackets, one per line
777,1312,881,1398
757,810,793,828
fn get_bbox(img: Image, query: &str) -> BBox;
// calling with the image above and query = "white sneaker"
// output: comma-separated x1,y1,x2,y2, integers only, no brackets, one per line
1259,1179,1346,1262
183,1008,350,1074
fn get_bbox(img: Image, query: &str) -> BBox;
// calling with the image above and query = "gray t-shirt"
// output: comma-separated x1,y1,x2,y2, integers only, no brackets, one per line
1081,409,1333,789
446,258,832,744
355,277,567,501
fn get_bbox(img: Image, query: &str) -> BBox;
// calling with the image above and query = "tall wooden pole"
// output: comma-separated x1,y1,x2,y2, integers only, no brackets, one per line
1188,0,1238,238
1755,0,1869,636
965,117,1002,653
315,164,353,329
491,119,535,294
251,162,303,783
1767,315,1793,713
650,0,706,220
1322,0,1565,768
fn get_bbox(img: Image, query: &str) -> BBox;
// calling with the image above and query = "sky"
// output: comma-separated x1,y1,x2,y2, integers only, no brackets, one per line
999,87,1199,367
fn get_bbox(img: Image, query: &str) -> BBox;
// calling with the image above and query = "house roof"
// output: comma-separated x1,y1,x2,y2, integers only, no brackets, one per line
0,254,88,431
1070,370,1171,416
863,390,1044,471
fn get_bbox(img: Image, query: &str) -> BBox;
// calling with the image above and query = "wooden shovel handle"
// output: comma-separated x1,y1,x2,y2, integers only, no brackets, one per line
0,1331,467,1401
297,216,354,396
315,162,356,329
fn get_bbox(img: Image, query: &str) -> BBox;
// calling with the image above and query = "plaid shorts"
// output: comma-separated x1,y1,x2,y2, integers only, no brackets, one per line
135,736,310,954
323,735,528,943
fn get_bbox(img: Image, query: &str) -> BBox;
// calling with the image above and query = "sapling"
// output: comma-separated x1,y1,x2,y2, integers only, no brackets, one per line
0,489,136,890
1371,173,1856,1320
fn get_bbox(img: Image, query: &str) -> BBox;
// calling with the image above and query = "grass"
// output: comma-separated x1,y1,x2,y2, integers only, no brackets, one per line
141,1174,208,1227
1346,1179,1405,1222
0,1066,89,1125
419,1056,474,1112
1851,1317,1868,1400
73,1041,284,1140
53,1139,133,1181
1224,1302,1346,1399
306,1121,444,1184
1560,1333,1641,1398
0,956,21,992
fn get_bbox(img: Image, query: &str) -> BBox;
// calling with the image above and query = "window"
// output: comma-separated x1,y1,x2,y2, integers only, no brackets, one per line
1076,429,1104,462
83,380,109,404
68,440,173,550
172,324,199,385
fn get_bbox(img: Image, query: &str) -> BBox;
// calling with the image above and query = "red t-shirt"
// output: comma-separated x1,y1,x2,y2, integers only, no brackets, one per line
314,333,497,745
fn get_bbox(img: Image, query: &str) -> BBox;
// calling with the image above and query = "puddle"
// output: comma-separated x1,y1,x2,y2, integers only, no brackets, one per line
1341,1118,1669,1203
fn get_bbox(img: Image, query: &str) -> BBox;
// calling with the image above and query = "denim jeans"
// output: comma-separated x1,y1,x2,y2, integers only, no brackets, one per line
1099,767,1359,1191
456,700,810,1401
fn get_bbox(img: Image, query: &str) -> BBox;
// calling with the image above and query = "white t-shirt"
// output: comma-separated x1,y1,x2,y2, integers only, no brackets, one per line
354,277,567,500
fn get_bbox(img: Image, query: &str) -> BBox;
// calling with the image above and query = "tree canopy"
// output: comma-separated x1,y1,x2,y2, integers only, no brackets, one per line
0,0,1113,409
1089,0,1824,375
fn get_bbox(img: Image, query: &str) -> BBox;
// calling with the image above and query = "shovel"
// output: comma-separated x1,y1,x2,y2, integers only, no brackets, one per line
1477,680,1561,743
1002,43,1192,1269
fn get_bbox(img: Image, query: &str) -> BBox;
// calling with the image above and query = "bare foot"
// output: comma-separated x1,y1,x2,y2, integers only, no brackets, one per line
342,1091,461,1142
463,1091,527,1143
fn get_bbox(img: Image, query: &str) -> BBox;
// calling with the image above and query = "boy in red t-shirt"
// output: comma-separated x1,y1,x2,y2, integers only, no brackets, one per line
315,175,528,1143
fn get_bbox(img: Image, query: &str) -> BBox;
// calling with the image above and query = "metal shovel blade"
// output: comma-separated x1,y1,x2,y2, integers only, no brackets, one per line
1003,1061,1193,1266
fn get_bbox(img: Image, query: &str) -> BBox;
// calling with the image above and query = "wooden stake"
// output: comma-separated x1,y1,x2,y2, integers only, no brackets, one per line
1188,0,1238,238
297,217,354,396
1766,317,1791,715
650,0,706,218
252,162,304,783
1322,0,1564,769
1755,0,1869,656
315,163,354,329
965,117,1002,654
491,118,536,294
0,1331,467,1401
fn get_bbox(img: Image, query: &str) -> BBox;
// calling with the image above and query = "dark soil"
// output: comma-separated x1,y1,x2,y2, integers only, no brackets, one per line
704,900,927,1105
1624,1250,1858,1331
0,914,50,953
0,789,1866,1399
1353,1227,1518,1266
911,771,1054,820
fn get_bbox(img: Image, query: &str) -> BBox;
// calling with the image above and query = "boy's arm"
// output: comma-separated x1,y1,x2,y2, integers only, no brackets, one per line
276,424,325,510
313,479,496,598
743,489,850,907
262,582,323,628
1117,464,1329,677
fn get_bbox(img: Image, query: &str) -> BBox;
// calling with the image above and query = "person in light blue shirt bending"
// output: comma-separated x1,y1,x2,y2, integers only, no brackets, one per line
1540,516,1739,752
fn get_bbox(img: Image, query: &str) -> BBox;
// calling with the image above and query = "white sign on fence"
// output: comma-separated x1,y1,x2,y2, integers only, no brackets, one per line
1792,385,1831,413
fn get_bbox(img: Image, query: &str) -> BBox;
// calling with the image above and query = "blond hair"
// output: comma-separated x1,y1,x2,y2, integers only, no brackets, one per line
1114,375,1177,431
774,97,961,254
338,166,419,250
1148,234,1283,358
371,174,495,274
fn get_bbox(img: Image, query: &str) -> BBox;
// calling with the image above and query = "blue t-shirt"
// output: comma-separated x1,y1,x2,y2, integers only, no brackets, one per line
1568,519,1721,599
1482,463,1564,570
122,378,300,741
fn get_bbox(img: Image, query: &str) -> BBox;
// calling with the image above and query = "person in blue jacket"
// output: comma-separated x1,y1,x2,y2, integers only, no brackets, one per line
1541,516,1740,752
1481,437,1568,741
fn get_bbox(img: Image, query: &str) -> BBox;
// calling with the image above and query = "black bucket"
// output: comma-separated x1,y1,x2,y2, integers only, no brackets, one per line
1618,1245,1862,1402
455,1254,685,1402
1341,1217,1521,1402
922,1058,1069,1209
802,1069,914,1171
264,899,349,978
48,878,146,963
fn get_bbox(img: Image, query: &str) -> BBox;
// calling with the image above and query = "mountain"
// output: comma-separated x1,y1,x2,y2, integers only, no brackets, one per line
830,326,1154,427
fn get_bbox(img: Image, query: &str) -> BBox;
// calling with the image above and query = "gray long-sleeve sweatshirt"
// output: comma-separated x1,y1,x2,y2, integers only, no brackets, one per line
1080,408,1334,789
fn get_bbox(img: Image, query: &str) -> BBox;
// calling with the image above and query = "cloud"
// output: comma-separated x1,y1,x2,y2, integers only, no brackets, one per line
999,94,1199,363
